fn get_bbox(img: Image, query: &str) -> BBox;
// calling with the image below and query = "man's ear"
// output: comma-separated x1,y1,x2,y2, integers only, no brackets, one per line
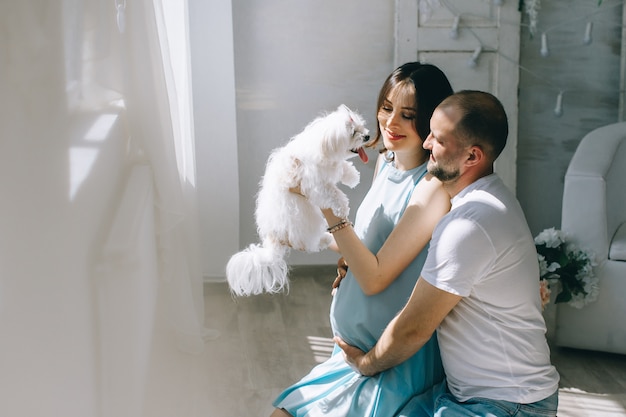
465,145,484,167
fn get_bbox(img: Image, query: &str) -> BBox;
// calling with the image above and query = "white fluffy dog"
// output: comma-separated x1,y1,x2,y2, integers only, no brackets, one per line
226,104,370,296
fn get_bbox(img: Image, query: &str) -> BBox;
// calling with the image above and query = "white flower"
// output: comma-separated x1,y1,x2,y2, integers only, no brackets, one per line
547,262,560,272
534,227,562,248
534,227,599,309
537,254,561,278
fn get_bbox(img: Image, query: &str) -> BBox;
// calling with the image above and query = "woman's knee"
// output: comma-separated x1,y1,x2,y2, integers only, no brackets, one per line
270,408,293,417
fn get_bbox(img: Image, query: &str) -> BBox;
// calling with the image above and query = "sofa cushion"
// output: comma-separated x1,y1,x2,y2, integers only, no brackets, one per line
609,222,626,261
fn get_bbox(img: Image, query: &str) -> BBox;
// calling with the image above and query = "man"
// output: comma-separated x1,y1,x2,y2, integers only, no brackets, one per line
335,90,560,416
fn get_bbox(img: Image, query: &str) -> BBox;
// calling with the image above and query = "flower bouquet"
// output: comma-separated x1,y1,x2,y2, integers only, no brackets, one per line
534,227,599,309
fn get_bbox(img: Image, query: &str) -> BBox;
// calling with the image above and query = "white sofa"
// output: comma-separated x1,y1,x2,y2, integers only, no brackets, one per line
554,122,626,354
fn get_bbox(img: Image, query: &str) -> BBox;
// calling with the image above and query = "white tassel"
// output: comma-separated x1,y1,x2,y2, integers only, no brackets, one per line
450,16,460,39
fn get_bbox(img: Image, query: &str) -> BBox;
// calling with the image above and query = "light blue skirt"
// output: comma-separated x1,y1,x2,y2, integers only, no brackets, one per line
273,337,444,417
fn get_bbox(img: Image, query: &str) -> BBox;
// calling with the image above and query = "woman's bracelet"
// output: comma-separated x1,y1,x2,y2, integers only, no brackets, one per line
327,218,352,234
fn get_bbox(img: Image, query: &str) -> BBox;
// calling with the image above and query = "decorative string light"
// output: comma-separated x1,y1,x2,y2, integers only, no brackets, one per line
554,91,564,117
467,45,483,67
450,16,461,39
583,22,593,45
423,0,624,118
540,32,549,57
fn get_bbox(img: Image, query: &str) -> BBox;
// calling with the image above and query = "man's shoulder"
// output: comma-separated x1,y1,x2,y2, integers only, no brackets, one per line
453,176,520,218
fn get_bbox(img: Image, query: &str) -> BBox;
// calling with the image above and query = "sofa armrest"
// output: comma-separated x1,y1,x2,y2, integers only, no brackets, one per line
610,222,626,261
562,176,609,260
561,122,626,262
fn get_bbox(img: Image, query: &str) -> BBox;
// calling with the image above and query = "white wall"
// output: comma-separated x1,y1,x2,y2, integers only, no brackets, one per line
517,0,624,235
190,0,394,275
189,0,240,280
233,0,395,267
192,0,624,277
190,0,396,276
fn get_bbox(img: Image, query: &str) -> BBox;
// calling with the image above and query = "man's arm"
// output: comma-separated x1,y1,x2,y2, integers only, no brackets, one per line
336,277,462,376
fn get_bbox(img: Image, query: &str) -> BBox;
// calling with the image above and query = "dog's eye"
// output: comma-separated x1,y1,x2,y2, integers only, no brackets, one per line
351,128,356,137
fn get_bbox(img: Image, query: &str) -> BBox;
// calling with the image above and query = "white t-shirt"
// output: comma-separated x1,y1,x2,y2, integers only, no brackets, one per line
421,174,560,403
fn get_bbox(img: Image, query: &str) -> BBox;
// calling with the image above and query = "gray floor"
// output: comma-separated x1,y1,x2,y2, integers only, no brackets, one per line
203,266,626,416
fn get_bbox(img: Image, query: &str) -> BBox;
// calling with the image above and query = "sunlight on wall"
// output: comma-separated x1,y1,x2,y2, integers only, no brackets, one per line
69,113,120,200
69,147,99,200
85,114,119,142
307,335,334,364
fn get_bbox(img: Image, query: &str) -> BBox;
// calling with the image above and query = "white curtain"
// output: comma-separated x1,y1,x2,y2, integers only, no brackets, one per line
0,0,217,417
120,0,209,354
97,0,217,415
0,1,215,416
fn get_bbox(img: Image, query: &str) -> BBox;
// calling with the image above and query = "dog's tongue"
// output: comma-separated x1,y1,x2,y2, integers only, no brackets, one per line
358,148,369,164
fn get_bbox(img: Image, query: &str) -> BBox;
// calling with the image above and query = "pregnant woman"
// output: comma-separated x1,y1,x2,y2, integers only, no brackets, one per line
271,62,454,417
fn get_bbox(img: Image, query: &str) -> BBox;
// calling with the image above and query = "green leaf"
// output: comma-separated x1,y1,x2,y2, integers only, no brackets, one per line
555,290,572,304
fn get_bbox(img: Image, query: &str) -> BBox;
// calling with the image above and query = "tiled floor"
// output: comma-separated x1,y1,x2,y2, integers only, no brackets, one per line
202,266,626,416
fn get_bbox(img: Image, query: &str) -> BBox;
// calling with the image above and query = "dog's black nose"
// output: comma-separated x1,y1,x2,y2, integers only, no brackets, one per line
363,134,370,142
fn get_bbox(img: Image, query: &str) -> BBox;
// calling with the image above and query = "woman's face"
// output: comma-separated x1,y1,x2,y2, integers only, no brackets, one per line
377,85,422,155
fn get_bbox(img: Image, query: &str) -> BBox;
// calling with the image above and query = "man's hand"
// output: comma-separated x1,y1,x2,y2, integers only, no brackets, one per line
331,257,348,295
334,336,376,376
288,185,305,197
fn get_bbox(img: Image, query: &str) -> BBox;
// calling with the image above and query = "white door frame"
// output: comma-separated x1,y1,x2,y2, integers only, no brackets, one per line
395,0,521,193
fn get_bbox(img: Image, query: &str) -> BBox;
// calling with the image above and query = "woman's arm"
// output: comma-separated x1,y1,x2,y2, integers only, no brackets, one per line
324,155,383,255
322,171,450,295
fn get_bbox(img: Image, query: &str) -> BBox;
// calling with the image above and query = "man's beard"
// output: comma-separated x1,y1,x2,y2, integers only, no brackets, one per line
428,161,460,182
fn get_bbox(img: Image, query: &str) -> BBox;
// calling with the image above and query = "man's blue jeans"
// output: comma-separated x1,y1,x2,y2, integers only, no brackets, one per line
433,389,559,417
399,380,558,417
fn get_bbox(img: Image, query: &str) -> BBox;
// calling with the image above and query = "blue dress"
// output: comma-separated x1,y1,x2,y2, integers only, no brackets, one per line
273,161,444,416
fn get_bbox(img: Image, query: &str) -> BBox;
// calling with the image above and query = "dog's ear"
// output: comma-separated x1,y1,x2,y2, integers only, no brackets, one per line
338,104,358,126
338,104,351,114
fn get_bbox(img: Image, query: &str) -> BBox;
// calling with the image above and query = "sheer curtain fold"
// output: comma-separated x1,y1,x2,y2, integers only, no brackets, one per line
123,0,207,353
97,0,212,415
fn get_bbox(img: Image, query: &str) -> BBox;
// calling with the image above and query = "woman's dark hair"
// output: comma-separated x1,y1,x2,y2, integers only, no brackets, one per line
369,62,453,152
